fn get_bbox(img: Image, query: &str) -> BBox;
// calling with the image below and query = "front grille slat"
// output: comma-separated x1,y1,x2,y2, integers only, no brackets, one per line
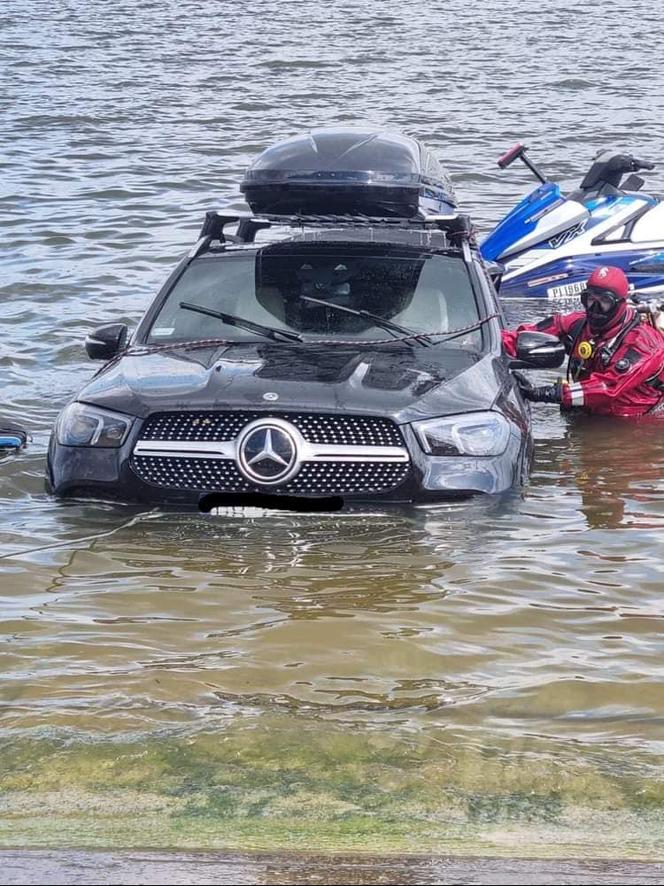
131,456,409,496
139,411,404,448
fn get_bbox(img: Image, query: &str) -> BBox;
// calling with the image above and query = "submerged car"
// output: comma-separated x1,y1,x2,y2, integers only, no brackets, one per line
47,128,563,507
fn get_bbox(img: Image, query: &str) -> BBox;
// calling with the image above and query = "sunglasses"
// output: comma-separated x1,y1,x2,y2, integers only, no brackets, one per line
581,288,619,313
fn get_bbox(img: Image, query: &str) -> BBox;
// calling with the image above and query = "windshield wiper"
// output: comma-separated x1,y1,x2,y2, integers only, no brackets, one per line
179,302,303,343
300,295,432,347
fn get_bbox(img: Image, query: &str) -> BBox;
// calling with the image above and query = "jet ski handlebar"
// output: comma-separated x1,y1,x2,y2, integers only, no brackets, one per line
496,144,547,183
632,296,664,313
630,156,655,172
497,145,655,189
497,144,527,168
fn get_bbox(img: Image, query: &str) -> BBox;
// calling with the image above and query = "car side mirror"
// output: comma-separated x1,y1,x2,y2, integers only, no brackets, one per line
511,331,565,369
85,323,128,360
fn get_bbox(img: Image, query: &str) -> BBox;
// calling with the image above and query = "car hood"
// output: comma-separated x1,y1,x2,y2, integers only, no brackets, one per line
78,343,503,424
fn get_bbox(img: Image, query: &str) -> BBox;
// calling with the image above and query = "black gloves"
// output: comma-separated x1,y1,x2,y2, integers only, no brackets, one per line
518,381,564,403
513,372,564,404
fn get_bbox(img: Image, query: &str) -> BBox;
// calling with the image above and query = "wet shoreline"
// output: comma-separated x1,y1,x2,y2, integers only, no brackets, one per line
2,850,664,885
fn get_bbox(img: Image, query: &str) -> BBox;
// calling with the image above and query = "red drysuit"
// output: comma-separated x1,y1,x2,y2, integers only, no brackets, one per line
502,308,664,417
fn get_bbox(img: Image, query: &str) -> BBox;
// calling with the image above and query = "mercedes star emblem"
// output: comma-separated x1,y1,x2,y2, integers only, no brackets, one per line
236,419,301,486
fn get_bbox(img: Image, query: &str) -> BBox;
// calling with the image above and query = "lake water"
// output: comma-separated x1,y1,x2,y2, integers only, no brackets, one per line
2,0,664,866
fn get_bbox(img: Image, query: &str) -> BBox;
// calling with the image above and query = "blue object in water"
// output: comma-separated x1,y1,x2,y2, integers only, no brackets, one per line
0,425,28,449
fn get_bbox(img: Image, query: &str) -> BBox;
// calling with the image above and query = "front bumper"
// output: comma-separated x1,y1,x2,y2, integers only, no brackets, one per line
47,417,529,506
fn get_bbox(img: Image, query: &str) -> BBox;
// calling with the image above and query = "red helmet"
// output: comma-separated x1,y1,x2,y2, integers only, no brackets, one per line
586,265,629,299
582,266,630,332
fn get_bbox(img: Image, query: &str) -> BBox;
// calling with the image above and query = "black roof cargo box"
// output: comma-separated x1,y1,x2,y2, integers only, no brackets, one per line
241,127,457,218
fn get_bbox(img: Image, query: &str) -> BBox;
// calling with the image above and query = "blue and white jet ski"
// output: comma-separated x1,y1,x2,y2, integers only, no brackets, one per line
481,145,664,300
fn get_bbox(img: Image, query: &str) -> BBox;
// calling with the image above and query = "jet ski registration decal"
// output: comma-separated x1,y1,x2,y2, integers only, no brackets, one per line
547,281,587,300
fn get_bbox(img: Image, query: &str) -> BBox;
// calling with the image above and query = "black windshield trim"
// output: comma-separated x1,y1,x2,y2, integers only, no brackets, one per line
126,317,497,357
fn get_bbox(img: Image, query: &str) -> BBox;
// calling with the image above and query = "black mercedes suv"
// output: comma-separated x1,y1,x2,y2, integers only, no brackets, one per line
47,128,562,507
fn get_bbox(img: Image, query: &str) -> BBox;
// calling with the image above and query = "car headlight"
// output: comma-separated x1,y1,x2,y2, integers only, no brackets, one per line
413,412,511,457
56,402,134,448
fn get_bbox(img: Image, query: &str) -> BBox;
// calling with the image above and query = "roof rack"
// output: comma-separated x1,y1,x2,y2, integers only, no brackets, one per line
189,210,476,258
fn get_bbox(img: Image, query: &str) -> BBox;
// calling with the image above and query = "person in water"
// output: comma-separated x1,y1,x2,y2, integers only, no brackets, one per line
502,265,664,417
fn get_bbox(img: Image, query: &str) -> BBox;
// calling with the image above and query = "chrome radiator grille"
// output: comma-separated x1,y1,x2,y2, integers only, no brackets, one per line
132,411,410,496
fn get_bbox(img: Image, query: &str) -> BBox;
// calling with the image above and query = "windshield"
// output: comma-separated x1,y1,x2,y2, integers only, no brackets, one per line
146,244,483,349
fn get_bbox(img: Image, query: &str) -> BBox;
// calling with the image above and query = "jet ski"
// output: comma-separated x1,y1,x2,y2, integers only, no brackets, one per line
481,145,664,300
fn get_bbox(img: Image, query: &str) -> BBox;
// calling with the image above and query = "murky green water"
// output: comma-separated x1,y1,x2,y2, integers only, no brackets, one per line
2,0,664,861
